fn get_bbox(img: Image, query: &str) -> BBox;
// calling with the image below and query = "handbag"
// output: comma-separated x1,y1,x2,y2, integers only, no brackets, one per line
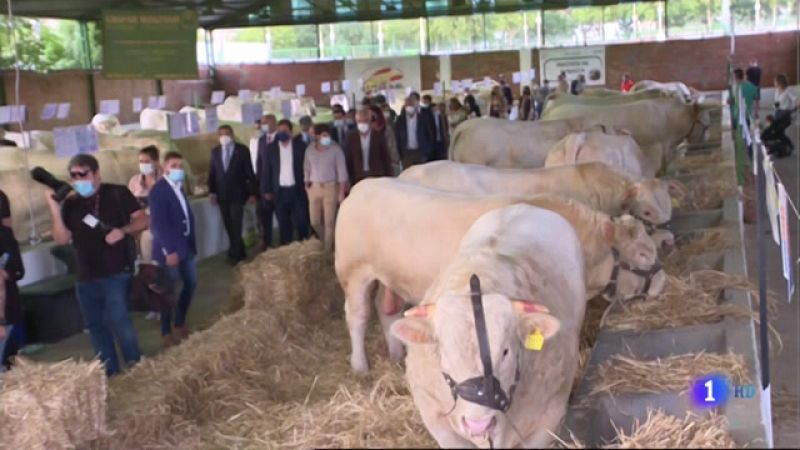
129,263,176,313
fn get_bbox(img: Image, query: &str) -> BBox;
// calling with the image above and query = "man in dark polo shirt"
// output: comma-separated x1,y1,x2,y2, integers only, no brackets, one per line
44,154,147,376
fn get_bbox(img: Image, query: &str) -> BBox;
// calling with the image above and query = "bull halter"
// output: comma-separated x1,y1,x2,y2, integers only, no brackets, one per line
441,275,521,413
600,247,663,299
685,115,711,142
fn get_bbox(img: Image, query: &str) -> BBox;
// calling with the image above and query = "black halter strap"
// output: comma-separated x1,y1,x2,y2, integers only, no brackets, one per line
600,248,662,299
441,274,519,412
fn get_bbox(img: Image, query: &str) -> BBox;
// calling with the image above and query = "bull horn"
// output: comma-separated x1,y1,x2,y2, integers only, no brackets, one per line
404,304,436,318
512,301,550,314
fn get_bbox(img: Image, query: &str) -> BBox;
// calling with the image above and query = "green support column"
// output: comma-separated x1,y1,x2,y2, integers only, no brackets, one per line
80,21,98,117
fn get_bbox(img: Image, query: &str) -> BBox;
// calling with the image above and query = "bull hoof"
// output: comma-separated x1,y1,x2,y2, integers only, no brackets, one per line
351,357,370,374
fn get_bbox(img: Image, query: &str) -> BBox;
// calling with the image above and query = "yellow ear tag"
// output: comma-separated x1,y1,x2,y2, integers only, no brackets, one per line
524,328,545,351
672,198,681,208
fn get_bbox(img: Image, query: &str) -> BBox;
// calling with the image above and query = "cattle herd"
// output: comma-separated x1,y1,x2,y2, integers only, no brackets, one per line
331,80,720,448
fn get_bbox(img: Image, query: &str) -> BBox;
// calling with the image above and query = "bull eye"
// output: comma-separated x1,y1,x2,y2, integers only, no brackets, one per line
502,348,509,358
644,210,652,217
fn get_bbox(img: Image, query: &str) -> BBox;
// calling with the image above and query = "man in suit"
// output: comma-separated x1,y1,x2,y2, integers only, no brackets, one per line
395,96,435,168
330,108,350,146
255,114,278,251
294,115,314,149
423,94,450,161
148,151,197,347
207,125,257,265
261,119,310,246
346,108,393,185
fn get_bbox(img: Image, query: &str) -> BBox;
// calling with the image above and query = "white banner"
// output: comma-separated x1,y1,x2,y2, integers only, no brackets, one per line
539,46,606,86
777,183,795,300
763,159,781,245
344,55,421,100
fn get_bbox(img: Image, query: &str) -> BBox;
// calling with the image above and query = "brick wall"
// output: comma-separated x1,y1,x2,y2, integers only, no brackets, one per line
213,61,345,105
1,70,91,130
92,76,158,125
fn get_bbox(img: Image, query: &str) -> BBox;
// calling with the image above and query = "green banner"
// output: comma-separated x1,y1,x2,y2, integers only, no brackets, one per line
102,9,198,80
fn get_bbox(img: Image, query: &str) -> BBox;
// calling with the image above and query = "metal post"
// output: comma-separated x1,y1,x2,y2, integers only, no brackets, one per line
539,10,544,47
80,21,97,117
756,144,770,390
664,0,670,39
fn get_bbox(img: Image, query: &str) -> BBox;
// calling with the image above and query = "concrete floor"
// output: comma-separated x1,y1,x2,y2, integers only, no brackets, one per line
746,98,800,448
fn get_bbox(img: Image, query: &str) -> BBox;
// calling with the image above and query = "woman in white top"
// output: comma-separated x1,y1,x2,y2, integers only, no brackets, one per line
762,74,795,156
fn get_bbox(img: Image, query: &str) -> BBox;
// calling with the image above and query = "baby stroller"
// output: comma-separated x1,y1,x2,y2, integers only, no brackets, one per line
761,107,796,158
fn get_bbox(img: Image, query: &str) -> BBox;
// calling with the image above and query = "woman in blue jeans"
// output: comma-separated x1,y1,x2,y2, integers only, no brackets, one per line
45,154,147,376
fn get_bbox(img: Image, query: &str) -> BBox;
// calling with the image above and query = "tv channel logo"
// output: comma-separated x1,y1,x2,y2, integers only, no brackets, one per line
690,374,756,408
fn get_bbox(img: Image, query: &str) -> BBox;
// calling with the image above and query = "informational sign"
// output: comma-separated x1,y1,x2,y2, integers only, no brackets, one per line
102,9,198,79
168,111,200,139
777,183,795,300
341,80,351,92
241,103,263,125
132,97,143,113
205,107,219,133
462,78,473,87
99,99,121,115
56,103,71,119
270,87,281,99
41,103,58,120
764,159,781,245
53,125,98,158
238,89,252,102
451,80,461,93
157,95,167,109
512,72,522,84
344,56,421,100
321,82,331,94
433,82,443,97
295,84,306,96
0,105,27,124
147,96,159,109
210,90,225,105
540,46,605,86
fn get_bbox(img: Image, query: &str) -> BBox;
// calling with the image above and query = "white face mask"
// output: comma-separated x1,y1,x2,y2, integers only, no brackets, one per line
383,111,391,119
405,106,416,115
219,135,233,147
260,124,270,134
357,122,370,133
334,119,344,127
139,162,154,176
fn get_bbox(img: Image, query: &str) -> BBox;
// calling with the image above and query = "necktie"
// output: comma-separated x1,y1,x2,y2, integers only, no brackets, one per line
223,146,231,172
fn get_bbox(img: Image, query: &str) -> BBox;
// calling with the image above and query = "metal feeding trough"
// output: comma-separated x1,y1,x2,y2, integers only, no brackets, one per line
560,122,769,447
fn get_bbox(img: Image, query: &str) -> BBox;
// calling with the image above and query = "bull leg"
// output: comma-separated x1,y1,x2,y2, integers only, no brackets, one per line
345,278,373,373
374,284,405,362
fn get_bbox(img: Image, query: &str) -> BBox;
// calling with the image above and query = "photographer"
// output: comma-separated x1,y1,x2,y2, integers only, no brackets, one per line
44,154,147,376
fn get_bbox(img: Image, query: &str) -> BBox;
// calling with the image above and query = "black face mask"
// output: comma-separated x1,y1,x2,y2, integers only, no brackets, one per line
441,274,520,412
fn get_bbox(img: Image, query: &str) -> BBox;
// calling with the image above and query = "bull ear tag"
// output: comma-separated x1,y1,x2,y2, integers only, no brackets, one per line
524,328,545,351
672,198,681,208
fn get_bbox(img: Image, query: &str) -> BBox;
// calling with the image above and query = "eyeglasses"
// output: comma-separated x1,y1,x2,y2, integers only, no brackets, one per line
69,170,92,179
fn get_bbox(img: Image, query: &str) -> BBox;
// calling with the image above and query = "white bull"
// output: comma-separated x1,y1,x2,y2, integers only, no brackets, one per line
398,160,673,225
139,107,172,131
448,117,596,168
392,204,585,448
335,178,665,373
541,96,715,172
544,131,654,178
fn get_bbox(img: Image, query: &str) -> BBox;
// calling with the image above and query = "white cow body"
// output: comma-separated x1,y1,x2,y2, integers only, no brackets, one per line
335,178,664,373
448,117,595,169
544,131,654,178
392,204,585,448
139,108,172,131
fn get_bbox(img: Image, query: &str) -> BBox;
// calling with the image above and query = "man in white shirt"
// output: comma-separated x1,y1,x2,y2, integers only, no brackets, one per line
148,151,197,346
262,119,310,245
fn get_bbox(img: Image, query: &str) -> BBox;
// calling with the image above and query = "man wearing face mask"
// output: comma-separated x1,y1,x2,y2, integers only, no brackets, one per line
44,154,147,376
423,95,449,161
294,115,314,149
374,94,396,124
329,107,349,146
395,96,435,168
148,152,197,347
261,119,310,245
345,108,392,185
208,125,258,265
255,114,278,251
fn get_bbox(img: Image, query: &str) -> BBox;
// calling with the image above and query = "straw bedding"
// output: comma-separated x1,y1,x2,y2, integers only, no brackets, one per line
589,352,749,397
675,177,738,211
662,228,733,275
0,358,108,449
96,239,434,449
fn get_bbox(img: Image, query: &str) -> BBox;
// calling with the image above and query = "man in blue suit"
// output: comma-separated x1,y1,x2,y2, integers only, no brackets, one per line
260,119,310,245
148,151,197,348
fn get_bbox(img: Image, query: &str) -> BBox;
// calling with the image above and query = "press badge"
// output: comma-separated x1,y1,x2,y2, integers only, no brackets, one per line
82,214,100,229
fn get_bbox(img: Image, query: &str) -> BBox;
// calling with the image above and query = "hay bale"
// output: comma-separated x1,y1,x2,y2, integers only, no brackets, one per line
675,177,738,211
590,352,749,397
0,358,108,449
610,409,736,448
